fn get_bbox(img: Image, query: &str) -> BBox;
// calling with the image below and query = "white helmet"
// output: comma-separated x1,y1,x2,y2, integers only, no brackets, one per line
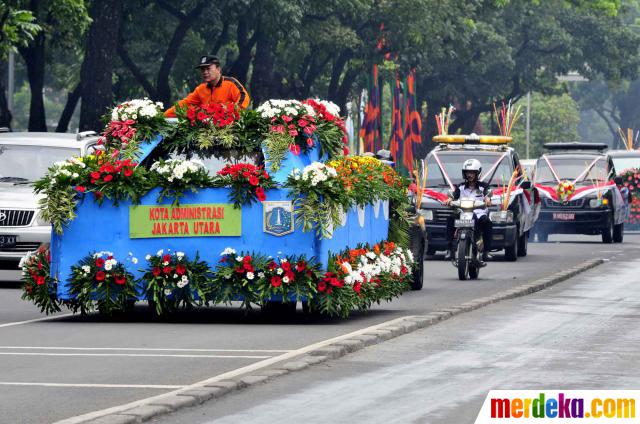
462,159,482,179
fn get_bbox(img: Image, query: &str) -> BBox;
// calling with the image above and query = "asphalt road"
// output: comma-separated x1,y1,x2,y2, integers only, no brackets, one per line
152,251,640,424
0,234,637,423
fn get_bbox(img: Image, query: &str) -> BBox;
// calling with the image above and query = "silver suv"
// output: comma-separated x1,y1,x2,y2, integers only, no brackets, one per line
0,131,100,268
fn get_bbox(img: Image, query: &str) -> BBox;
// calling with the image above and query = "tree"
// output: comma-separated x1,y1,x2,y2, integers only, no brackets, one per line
79,0,123,132
17,0,89,131
0,2,39,127
509,92,581,159
411,0,640,156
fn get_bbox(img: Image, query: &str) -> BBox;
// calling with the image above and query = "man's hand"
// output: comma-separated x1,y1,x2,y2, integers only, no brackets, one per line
484,197,492,207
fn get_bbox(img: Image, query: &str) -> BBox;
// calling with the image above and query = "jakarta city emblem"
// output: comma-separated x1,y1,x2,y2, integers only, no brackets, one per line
263,201,294,236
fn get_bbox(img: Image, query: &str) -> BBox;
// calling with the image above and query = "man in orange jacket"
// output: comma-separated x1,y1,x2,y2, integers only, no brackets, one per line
164,55,250,117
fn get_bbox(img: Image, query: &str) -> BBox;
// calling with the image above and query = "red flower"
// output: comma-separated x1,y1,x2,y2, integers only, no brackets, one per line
91,171,101,180
95,258,105,268
95,271,106,281
295,261,306,272
163,266,172,274
298,118,308,127
235,266,245,274
243,255,252,264
176,264,186,275
123,168,133,177
285,271,295,282
289,144,301,155
37,261,43,270
249,175,259,186
343,146,350,155
75,185,86,193
282,115,293,123
271,276,282,287
281,261,291,271
152,267,161,277
36,276,45,286
353,282,361,295
114,275,126,285
104,165,115,174
317,281,327,292
103,174,113,182
186,107,196,121
267,261,277,271
255,187,266,201
163,254,171,263
306,137,314,147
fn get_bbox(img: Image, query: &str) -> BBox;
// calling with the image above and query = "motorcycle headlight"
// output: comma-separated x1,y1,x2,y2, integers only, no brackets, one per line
418,209,434,221
489,210,513,223
35,211,49,226
460,200,475,209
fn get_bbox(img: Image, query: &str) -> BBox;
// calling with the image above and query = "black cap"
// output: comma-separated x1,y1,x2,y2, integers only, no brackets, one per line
195,55,220,68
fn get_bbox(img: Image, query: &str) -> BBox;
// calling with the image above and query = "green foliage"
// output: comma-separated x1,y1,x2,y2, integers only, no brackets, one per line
508,92,582,158
0,4,40,59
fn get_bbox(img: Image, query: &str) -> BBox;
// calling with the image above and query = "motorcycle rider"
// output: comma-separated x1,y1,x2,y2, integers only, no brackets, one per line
443,159,493,264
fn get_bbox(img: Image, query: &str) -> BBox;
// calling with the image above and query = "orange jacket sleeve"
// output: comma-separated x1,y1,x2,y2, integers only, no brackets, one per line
225,77,251,109
164,85,204,117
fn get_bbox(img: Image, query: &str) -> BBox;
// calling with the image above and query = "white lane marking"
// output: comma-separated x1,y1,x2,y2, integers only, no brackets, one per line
0,313,74,329
55,315,418,424
0,346,291,353
0,382,183,389
0,352,271,359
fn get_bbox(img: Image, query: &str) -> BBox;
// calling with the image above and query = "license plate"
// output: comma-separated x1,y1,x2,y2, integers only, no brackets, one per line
553,213,575,221
0,235,16,248
454,219,474,228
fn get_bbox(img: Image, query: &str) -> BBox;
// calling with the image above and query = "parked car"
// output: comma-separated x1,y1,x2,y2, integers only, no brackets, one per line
608,149,640,173
532,142,625,243
0,131,99,268
417,135,539,261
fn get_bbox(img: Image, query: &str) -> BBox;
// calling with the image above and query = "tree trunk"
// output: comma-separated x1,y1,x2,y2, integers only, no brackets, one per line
155,1,206,106
19,33,47,132
79,0,123,132
0,61,11,129
228,18,256,85
249,31,278,106
56,84,81,133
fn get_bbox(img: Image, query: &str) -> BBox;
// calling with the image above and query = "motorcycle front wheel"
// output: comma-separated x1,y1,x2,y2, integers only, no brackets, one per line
457,237,470,280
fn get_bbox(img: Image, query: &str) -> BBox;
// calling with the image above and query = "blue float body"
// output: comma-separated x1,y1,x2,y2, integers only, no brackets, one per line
50,140,389,300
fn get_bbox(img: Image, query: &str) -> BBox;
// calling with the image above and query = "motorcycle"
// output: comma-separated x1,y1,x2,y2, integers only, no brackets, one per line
449,197,488,280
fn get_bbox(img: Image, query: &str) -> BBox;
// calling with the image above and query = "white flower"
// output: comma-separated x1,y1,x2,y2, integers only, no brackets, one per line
276,268,283,275
246,272,255,280
258,272,265,278
181,275,189,284
366,251,377,260
176,252,184,258
236,256,244,262
282,276,289,283
131,257,138,264
177,281,186,288
221,247,236,256
145,254,151,260
104,262,113,271
173,274,179,279
163,261,169,266
82,265,91,273
157,249,164,256
164,289,172,296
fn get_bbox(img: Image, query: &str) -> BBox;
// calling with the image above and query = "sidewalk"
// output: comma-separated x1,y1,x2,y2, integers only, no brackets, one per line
150,256,640,424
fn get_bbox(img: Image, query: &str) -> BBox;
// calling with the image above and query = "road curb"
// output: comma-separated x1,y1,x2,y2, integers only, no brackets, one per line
72,258,605,424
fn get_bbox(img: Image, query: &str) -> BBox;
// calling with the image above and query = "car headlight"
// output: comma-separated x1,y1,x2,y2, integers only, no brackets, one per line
418,209,434,221
35,211,49,226
489,210,514,224
589,198,608,208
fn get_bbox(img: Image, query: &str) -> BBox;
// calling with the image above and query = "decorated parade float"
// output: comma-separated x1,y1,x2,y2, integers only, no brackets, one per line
20,98,416,318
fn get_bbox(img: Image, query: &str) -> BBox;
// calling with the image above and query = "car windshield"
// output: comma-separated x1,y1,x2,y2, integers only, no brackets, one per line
0,144,80,182
535,157,608,184
611,157,640,173
425,151,514,187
